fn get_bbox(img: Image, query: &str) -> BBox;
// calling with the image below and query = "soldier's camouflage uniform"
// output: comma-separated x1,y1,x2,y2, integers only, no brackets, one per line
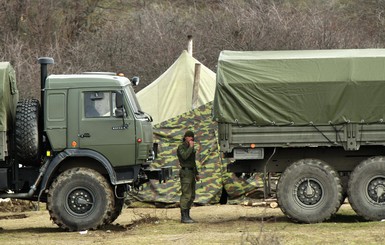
177,137,199,210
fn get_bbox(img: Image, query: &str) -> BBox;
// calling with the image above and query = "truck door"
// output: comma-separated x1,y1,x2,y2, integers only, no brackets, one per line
78,90,136,166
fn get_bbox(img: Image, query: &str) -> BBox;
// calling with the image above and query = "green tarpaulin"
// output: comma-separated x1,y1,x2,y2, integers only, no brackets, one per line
213,49,385,126
0,62,18,161
0,62,18,132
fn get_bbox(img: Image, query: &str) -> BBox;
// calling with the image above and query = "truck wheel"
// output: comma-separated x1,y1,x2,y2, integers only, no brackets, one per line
106,197,124,224
105,186,125,225
47,168,114,231
348,157,385,221
277,159,342,223
15,99,41,165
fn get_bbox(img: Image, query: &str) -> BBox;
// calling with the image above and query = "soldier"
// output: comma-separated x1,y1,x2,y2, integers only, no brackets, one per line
177,130,200,223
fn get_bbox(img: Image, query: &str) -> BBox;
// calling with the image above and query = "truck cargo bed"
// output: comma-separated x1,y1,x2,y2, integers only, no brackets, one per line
219,123,385,152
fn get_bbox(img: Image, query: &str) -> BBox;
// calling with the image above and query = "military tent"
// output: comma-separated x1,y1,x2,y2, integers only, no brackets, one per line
134,52,262,205
137,50,216,124
134,103,262,205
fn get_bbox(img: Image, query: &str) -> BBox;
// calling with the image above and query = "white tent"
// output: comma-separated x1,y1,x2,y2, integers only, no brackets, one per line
137,50,216,124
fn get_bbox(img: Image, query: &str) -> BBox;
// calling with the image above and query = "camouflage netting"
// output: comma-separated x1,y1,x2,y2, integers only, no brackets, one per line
133,102,263,205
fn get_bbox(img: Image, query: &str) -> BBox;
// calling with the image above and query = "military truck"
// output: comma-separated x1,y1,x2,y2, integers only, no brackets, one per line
213,49,385,223
0,58,170,231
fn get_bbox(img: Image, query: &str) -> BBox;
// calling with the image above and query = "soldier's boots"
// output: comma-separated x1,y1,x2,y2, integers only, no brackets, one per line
181,209,194,223
187,209,196,223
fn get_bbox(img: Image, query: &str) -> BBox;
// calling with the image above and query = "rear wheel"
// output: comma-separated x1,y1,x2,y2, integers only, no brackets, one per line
277,159,343,223
47,168,114,231
348,156,385,221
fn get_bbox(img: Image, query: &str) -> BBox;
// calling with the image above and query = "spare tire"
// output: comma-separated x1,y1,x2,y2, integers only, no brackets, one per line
15,99,41,166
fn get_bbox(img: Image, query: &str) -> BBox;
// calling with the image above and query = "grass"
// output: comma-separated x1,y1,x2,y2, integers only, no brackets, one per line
0,203,384,244
115,204,385,245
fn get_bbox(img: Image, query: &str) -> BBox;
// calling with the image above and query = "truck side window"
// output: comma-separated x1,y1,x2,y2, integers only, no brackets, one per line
84,92,111,118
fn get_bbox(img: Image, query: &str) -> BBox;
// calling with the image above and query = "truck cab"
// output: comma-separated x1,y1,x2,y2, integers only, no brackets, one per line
45,74,154,180
0,58,170,231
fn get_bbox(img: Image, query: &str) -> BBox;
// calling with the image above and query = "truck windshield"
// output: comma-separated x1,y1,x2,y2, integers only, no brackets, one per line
124,85,141,113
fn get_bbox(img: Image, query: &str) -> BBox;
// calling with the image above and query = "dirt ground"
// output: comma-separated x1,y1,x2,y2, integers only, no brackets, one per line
0,200,385,245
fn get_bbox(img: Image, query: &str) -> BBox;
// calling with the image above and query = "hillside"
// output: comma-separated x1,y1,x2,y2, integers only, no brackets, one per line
0,0,384,98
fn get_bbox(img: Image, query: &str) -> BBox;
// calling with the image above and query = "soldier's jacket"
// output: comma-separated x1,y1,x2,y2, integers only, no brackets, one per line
133,102,262,204
177,142,199,175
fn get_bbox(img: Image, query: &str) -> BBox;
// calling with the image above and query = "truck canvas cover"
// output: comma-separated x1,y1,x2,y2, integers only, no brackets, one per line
0,62,18,131
213,49,385,126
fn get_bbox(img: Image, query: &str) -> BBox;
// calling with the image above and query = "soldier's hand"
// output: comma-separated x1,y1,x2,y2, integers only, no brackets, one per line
189,140,194,148
195,175,200,181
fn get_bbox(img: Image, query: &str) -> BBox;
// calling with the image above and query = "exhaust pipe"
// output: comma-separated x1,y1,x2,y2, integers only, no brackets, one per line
38,57,54,114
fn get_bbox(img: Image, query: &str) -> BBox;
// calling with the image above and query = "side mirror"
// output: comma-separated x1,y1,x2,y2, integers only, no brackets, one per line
115,91,125,118
131,76,140,86
114,108,125,118
115,91,123,108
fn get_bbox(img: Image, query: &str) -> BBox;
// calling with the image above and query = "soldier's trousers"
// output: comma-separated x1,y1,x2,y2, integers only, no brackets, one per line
179,169,196,209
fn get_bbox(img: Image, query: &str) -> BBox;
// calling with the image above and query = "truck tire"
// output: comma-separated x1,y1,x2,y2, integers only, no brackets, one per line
348,156,385,221
106,197,124,224
15,99,41,166
105,186,125,225
47,168,114,231
277,159,343,223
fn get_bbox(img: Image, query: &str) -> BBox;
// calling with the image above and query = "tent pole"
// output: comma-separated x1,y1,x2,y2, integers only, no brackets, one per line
187,35,193,56
192,63,201,109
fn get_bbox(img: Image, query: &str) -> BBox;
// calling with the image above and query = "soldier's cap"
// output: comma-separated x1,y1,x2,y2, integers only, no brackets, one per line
184,130,194,138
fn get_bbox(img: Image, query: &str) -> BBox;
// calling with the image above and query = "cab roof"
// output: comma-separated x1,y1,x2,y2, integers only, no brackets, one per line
45,74,131,89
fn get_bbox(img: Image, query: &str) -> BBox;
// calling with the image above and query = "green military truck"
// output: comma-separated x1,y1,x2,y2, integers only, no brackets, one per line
213,49,385,223
0,58,170,231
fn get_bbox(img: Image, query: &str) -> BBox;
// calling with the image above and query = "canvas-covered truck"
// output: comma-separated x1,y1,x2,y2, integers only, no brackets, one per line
0,58,170,231
213,49,385,223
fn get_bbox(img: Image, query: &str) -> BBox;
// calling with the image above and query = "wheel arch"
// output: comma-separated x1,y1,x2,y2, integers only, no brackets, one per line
39,149,118,197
